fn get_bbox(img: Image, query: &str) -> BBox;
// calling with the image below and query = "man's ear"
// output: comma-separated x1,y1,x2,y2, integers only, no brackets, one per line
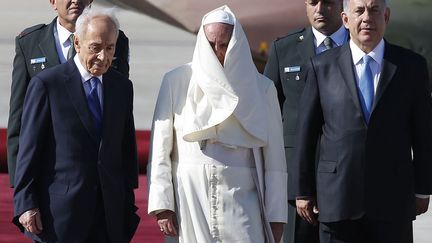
74,36,81,53
384,7,390,25
341,12,349,29
49,0,57,11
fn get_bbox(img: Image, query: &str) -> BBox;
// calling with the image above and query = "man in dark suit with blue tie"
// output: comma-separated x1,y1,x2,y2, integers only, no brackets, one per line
264,0,347,242
13,8,139,243
294,0,432,242
7,0,130,187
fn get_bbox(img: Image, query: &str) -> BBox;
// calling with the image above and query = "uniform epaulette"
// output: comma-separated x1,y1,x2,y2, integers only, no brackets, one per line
275,27,307,41
17,24,46,38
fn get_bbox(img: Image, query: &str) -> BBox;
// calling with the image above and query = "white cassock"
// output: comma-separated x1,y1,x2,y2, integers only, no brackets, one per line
148,6,287,243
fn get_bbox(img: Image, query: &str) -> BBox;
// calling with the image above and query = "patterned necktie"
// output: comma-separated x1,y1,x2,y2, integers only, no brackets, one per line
359,55,374,123
87,77,103,141
323,37,333,50
67,34,76,60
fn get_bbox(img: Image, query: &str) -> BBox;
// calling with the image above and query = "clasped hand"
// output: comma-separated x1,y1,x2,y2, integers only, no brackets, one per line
19,208,43,234
156,210,178,236
296,198,319,226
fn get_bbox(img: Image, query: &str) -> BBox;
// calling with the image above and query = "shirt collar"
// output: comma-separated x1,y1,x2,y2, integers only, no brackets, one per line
350,39,385,65
312,25,348,48
56,18,74,48
73,55,103,83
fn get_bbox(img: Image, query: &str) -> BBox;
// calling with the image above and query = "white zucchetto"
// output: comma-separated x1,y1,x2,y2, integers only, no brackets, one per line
202,9,235,26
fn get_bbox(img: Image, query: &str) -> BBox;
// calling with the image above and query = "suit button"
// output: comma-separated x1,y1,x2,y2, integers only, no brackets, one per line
93,185,98,191
97,161,102,165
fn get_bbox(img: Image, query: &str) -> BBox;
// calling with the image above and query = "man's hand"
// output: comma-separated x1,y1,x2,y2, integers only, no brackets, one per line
296,198,318,225
416,197,430,216
19,208,43,234
270,222,284,243
156,210,178,236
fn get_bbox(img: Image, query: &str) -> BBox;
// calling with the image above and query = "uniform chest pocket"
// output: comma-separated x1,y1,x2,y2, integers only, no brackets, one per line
283,71,302,82
283,65,303,81
29,57,48,75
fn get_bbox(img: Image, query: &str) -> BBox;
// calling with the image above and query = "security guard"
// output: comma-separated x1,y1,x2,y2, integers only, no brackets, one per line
263,0,348,242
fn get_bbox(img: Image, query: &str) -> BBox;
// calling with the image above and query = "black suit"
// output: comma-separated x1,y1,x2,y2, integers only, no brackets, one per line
7,17,130,186
294,41,432,242
13,59,139,242
263,27,319,243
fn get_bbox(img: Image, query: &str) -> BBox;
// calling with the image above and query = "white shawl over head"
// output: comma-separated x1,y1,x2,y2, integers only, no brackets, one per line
183,5,268,148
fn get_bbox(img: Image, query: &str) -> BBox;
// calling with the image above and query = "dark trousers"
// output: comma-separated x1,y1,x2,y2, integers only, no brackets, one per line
319,217,413,243
283,201,319,243
296,214,320,243
86,190,110,243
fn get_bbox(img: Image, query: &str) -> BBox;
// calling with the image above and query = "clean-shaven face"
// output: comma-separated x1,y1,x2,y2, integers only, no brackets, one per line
305,0,343,36
75,16,117,76
50,0,93,31
342,0,390,53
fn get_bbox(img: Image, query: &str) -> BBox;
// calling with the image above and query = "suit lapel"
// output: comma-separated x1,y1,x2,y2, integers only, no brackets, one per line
338,44,363,114
63,60,100,144
297,27,315,65
372,43,397,112
39,18,61,67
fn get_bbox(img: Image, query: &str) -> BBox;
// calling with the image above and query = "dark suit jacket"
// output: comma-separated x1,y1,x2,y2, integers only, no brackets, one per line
294,41,432,223
7,17,130,186
13,59,139,243
264,27,316,201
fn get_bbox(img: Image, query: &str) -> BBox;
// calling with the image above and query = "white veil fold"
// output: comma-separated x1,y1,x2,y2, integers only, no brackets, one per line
182,5,268,148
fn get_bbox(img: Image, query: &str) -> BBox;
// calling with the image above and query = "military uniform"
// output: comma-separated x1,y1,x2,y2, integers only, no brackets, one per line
264,27,319,243
7,17,130,186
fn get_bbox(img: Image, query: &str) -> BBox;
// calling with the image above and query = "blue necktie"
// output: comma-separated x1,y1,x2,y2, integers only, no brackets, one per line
87,77,102,141
359,55,374,123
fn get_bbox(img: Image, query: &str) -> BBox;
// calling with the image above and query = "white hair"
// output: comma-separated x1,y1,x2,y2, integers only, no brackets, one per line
75,7,120,38
343,0,388,13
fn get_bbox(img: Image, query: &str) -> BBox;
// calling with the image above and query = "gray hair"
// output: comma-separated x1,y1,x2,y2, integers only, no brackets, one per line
75,7,120,39
343,0,387,13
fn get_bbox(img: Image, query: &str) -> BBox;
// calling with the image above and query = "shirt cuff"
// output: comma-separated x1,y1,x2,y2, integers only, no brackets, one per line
415,194,430,199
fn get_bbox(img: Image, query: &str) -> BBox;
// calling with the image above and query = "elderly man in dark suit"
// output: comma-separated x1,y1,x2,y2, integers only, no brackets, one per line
264,0,347,242
13,8,139,243
294,0,432,242
7,0,130,187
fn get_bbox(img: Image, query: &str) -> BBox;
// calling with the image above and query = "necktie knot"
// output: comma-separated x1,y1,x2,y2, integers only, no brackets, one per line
68,34,74,44
67,34,76,60
363,55,372,66
89,77,100,90
323,37,333,50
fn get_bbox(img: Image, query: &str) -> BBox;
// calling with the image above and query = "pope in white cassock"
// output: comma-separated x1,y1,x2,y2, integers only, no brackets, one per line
148,5,288,243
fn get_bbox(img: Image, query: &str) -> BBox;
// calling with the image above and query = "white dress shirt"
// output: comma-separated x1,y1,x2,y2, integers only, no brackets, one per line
73,55,103,110
54,18,74,63
312,25,348,54
350,39,385,94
